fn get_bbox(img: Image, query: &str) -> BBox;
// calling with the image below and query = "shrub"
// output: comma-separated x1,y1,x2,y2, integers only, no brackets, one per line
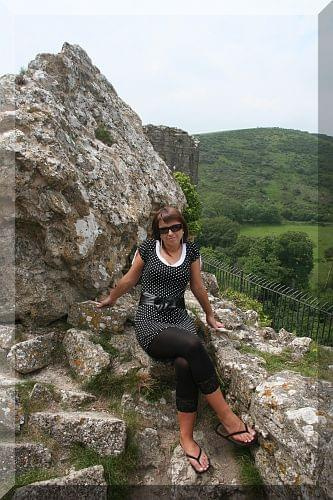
95,125,114,147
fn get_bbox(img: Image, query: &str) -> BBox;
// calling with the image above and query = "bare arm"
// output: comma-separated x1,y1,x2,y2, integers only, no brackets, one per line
190,259,214,316
190,259,225,328
96,250,144,307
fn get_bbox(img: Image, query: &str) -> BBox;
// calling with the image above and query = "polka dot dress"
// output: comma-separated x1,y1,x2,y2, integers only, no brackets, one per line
134,238,201,360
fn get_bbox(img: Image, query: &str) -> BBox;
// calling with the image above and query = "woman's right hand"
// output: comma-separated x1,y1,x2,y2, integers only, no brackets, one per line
95,295,116,308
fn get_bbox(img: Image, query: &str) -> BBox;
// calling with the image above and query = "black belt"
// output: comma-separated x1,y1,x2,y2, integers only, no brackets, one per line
139,291,185,312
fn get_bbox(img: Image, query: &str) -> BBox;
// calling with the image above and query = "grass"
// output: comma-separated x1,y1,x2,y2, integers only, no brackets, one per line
84,366,174,406
238,341,333,382
90,333,120,358
233,446,265,498
95,125,114,147
2,467,61,499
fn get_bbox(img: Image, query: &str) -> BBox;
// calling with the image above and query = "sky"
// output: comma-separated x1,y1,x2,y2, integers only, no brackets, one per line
1,0,331,135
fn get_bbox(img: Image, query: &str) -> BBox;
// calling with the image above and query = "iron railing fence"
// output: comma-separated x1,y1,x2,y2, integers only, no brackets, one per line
201,257,333,346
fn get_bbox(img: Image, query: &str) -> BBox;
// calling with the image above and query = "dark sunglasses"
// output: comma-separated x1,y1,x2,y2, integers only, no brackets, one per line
158,223,183,235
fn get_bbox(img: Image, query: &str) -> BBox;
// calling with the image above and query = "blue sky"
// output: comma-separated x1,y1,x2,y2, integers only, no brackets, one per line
1,1,330,135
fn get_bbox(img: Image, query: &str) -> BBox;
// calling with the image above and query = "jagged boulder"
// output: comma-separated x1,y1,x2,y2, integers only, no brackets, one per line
7,333,56,374
29,411,126,456
62,328,110,382
252,371,332,497
12,465,107,500
1,42,186,326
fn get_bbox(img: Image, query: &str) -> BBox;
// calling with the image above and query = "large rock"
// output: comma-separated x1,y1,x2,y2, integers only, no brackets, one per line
67,296,136,334
1,42,186,326
62,328,110,382
12,465,107,500
251,371,332,495
211,336,268,413
7,333,56,374
29,411,126,456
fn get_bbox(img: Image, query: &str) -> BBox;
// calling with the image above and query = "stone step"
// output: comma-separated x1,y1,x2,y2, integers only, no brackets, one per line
12,465,107,500
29,410,126,456
0,442,51,476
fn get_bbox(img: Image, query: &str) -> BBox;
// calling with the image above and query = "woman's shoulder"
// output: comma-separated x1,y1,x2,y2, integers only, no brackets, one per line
186,240,200,262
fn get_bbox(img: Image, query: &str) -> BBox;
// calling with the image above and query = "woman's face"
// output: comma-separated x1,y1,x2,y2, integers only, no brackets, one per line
158,218,184,246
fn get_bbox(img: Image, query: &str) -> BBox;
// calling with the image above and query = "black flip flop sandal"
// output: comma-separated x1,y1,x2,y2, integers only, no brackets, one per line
180,442,211,474
215,422,258,447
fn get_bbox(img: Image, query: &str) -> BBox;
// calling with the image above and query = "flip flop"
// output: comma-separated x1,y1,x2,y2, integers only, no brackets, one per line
215,422,258,447
180,441,210,474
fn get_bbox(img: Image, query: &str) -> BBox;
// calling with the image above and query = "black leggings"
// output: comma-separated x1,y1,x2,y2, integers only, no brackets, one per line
147,326,220,412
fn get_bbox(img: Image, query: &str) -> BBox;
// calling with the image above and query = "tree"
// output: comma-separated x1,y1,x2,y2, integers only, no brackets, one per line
173,171,202,237
196,216,240,248
276,231,314,289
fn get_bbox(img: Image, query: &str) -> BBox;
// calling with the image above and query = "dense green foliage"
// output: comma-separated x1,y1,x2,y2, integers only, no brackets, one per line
173,170,202,236
195,127,333,223
200,231,314,290
196,216,239,248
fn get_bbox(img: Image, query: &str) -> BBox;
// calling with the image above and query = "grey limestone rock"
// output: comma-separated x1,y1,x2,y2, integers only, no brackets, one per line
12,465,107,500
29,410,126,456
62,328,110,382
0,442,51,475
0,325,15,349
7,333,56,374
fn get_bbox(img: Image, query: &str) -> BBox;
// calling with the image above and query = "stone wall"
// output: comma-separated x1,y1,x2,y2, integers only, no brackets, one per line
143,124,199,185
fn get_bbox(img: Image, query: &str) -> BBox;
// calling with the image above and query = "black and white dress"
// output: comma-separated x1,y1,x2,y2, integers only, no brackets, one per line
133,238,201,359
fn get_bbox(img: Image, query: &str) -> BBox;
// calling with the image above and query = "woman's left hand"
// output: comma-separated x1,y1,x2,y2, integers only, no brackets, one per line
206,314,225,329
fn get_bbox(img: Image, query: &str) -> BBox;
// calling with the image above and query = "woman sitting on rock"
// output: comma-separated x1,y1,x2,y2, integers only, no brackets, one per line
96,206,257,473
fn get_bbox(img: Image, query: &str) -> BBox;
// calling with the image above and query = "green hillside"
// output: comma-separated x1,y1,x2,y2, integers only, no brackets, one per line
195,127,333,223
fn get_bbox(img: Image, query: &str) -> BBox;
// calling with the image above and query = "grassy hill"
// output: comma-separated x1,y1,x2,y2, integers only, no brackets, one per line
195,127,333,223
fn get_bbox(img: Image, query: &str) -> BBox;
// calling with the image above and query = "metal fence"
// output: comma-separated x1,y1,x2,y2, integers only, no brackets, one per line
201,257,333,346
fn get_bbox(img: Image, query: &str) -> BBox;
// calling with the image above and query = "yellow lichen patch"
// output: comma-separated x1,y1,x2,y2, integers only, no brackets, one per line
268,399,278,410
87,310,103,332
278,462,287,475
262,440,276,454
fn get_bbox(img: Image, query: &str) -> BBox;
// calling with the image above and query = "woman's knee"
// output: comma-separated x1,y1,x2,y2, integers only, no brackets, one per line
185,336,206,357
174,356,191,374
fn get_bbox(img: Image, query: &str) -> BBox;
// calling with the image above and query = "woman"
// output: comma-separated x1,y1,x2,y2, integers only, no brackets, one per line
96,206,257,473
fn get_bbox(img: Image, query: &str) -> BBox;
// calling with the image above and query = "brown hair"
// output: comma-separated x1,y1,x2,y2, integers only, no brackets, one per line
152,206,189,241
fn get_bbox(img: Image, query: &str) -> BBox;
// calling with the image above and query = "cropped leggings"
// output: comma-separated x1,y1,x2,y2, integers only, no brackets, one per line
147,326,220,413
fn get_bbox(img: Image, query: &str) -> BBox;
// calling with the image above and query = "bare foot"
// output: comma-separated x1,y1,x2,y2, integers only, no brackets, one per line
179,436,210,472
219,410,257,443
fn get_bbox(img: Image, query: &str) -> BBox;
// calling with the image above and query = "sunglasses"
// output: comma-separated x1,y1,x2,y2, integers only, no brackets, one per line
158,223,183,235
